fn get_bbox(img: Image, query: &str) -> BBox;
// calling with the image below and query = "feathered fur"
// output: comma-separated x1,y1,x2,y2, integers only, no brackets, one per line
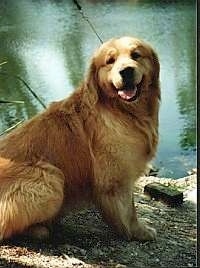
0,36,160,241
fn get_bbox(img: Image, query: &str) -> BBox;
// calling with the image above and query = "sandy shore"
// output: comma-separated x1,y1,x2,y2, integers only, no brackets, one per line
0,174,197,267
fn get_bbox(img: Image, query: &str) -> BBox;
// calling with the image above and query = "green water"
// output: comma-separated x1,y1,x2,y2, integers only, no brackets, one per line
0,0,196,178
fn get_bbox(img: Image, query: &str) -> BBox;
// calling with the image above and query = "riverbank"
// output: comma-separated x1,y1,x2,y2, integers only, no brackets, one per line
0,174,197,267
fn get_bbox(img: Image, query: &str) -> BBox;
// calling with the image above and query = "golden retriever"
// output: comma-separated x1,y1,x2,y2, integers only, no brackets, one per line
0,36,160,241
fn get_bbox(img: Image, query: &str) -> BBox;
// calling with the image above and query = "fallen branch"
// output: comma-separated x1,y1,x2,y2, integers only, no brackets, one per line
0,120,24,136
0,61,7,67
0,71,46,109
0,100,24,104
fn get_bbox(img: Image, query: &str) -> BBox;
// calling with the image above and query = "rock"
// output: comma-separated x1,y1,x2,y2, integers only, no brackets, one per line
185,188,197,204
144,182,184,207
187,168,197,175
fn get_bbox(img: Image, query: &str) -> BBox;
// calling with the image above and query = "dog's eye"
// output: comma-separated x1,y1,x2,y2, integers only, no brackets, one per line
106,57,115,65
131,51,141,60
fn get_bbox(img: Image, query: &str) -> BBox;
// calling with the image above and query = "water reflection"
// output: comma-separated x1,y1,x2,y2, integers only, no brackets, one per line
62,14,85,88
177,86,196,150
0,0,196,177
166,2,196,152
175,23,196,151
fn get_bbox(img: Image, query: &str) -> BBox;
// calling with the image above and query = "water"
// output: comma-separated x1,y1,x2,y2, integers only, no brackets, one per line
0,0,196,178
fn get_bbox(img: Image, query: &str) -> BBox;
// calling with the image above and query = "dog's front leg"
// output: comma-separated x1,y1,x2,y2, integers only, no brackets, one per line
93,173,156,241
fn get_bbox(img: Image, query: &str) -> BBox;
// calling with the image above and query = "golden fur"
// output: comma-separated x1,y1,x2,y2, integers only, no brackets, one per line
0,36,160,241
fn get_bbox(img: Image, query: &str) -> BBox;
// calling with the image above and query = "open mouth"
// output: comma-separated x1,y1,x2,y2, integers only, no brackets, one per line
117,84,141,102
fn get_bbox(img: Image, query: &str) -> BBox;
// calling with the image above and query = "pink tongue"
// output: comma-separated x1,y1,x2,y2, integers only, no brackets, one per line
118,87,137,100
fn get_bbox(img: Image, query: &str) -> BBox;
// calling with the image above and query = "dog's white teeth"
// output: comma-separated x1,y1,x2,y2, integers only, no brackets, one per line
118,86,137,100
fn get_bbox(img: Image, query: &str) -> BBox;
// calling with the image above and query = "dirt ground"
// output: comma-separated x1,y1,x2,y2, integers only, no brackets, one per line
0,174,197,268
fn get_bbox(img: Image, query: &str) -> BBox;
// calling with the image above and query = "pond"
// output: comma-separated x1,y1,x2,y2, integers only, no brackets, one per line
0,0,196,178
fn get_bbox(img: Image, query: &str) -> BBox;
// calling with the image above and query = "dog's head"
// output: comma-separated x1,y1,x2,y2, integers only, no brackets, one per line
87,36,160,104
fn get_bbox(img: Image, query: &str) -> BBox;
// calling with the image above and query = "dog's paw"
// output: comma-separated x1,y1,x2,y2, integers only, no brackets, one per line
132,220,157,241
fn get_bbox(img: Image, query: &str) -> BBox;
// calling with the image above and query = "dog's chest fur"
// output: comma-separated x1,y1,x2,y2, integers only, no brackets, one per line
95,107,152,152
90,106,156,179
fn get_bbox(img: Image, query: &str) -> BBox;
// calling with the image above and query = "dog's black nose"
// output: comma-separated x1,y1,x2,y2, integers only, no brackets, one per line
119,67,134,83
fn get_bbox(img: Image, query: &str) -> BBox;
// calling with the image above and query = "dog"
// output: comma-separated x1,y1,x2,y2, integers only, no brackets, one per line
0,36,160,241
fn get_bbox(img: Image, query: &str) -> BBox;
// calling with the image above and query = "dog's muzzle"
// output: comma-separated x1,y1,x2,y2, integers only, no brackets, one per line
117,67,140,101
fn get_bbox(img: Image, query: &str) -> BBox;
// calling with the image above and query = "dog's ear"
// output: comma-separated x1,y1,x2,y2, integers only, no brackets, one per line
151,50,160,85
151,49,161,100
146,48,161,121
86,60,98,88
83,59,99,106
